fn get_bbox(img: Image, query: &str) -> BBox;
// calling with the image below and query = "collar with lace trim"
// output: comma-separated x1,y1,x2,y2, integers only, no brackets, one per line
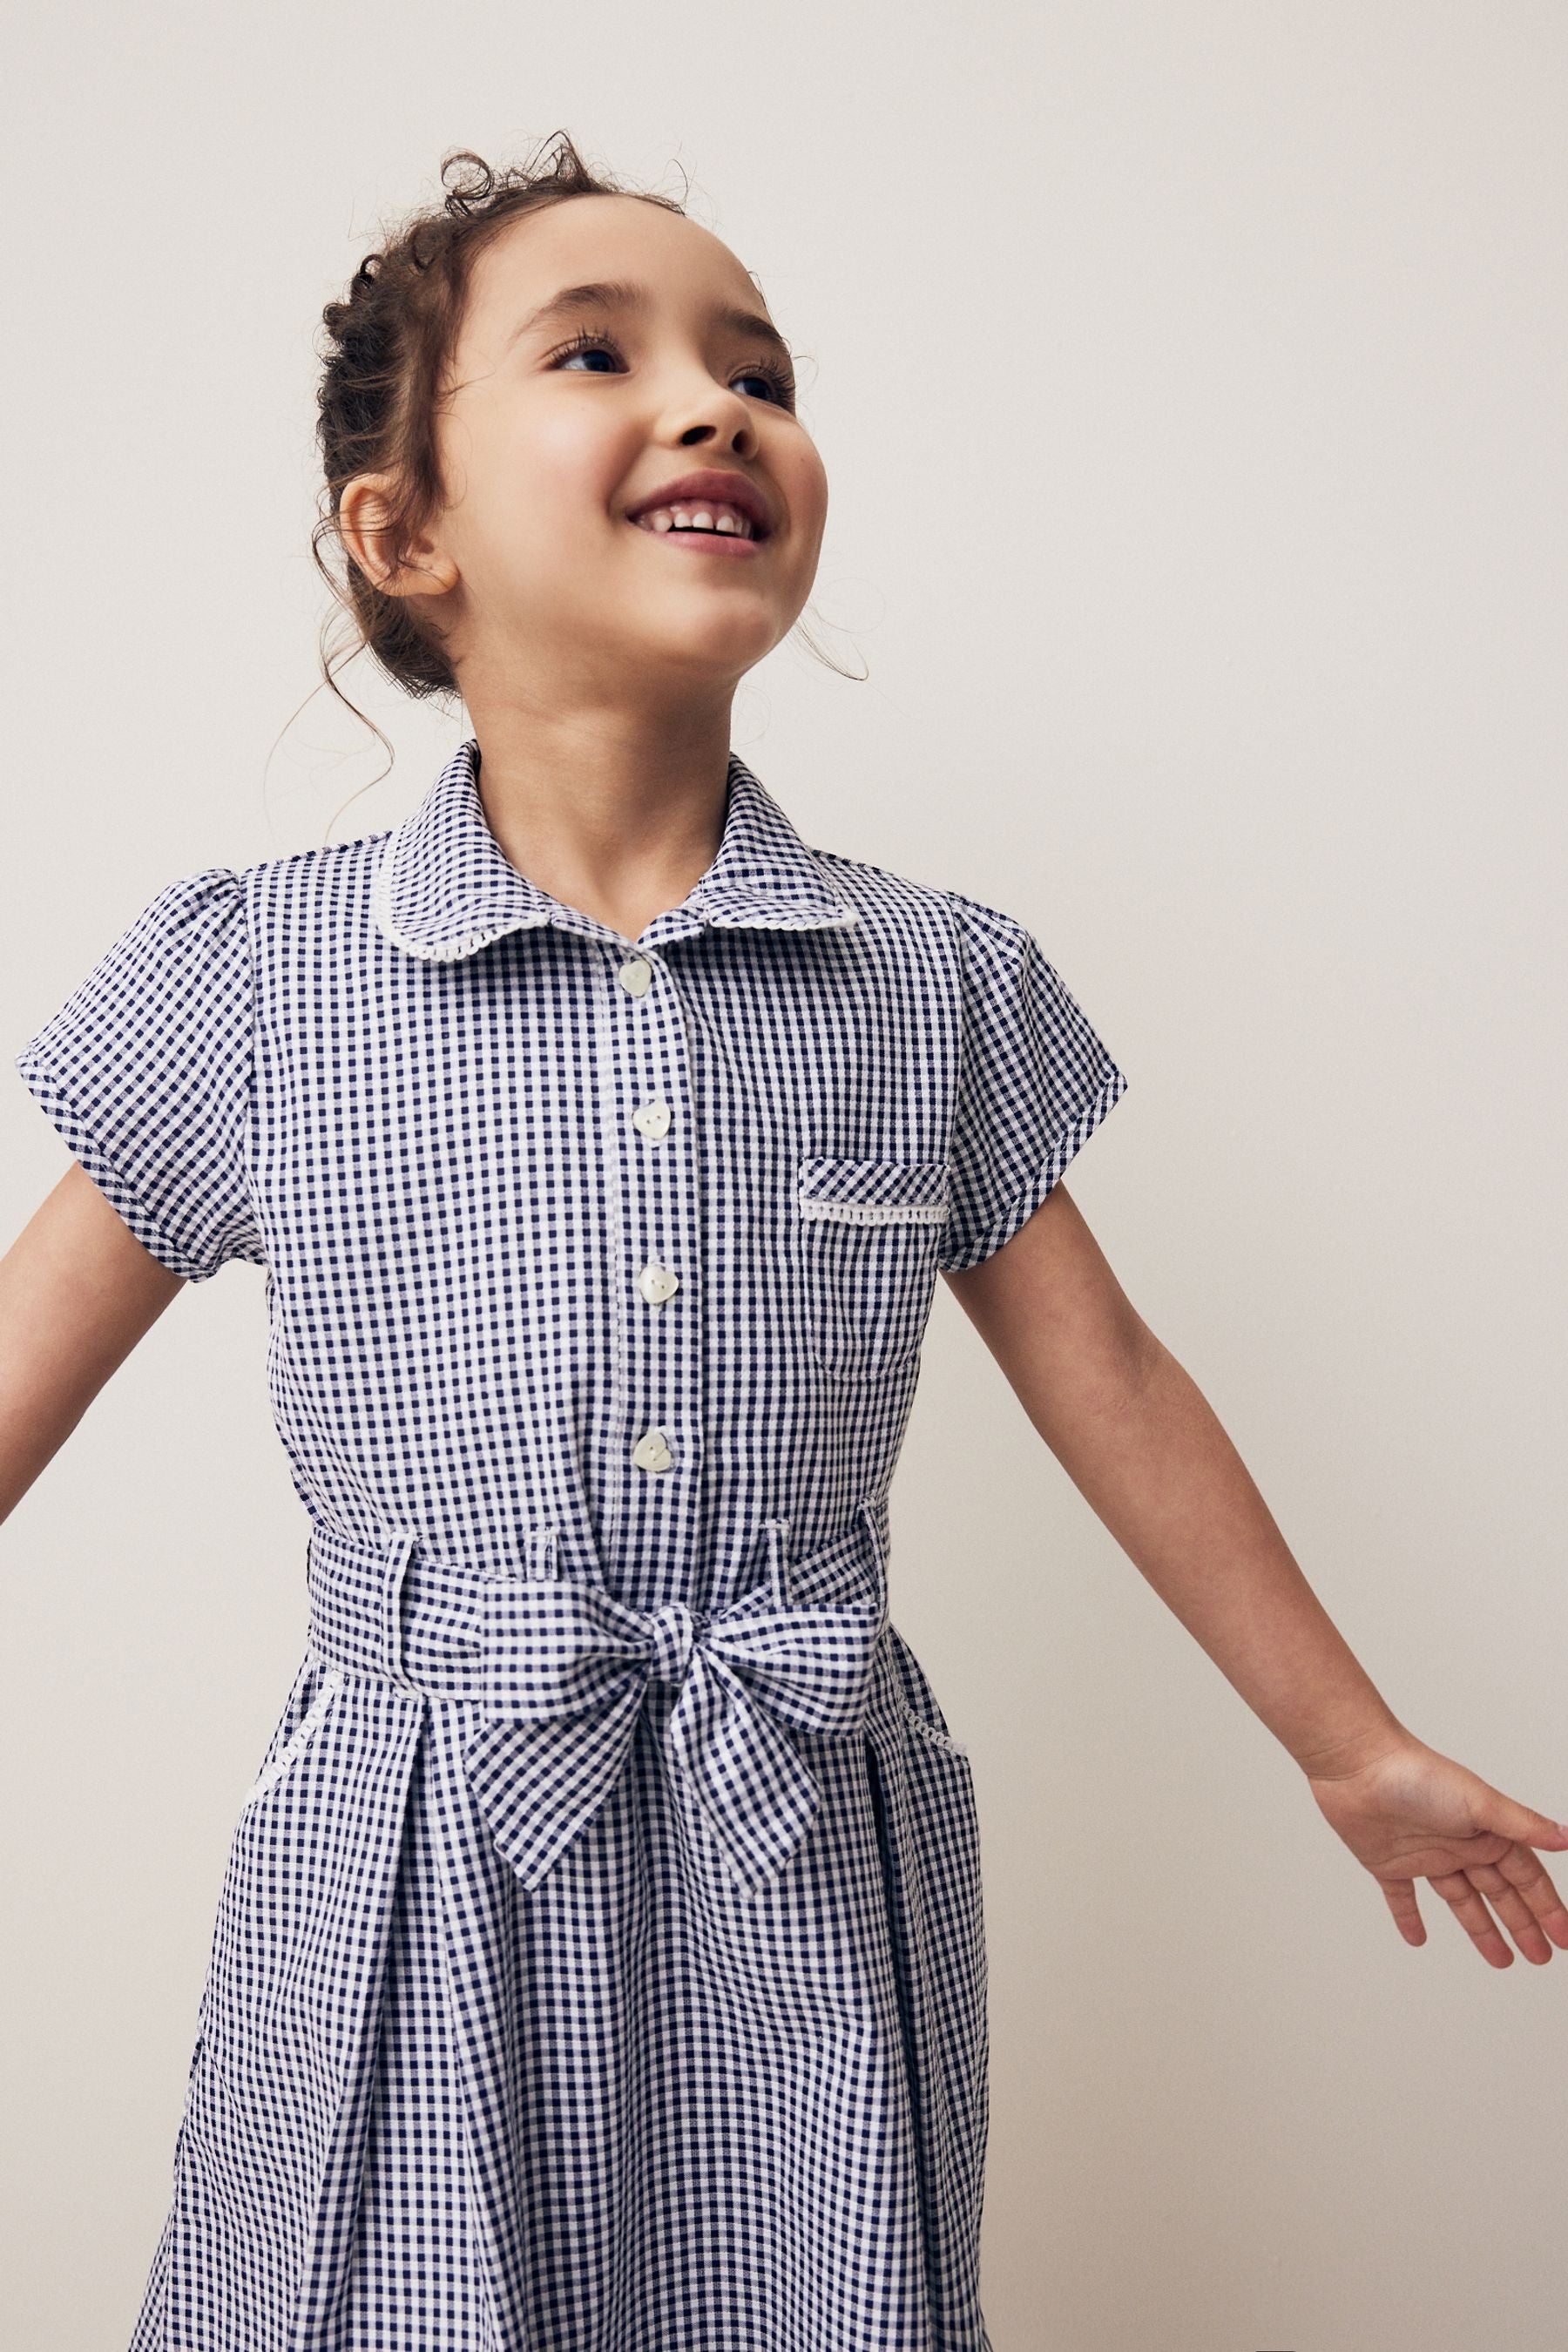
370,739,859,963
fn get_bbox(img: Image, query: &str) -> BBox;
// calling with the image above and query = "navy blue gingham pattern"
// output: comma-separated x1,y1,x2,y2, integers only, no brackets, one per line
15,740,1128,2350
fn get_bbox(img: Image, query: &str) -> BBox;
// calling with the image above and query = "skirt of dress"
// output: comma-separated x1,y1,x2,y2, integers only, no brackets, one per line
129,1623,992,2352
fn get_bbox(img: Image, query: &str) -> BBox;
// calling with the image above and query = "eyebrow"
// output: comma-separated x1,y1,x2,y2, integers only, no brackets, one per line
509,278,793,362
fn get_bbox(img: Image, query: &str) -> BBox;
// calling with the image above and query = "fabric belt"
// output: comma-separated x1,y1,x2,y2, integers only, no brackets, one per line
304,1507,889,1898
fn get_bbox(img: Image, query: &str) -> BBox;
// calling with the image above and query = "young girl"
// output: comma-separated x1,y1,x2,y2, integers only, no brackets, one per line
6,136,1566,2352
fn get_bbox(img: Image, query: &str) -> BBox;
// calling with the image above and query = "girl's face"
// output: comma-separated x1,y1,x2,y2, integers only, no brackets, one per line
368,193,828,709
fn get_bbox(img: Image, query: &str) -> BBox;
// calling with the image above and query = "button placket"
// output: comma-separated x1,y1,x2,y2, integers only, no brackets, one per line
606,950,704,1575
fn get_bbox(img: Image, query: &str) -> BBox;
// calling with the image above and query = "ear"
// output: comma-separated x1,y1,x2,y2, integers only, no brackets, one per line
338,472,459,600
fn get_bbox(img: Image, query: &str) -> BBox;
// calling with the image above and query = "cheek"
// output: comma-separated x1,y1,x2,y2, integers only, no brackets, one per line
779,438,829,551
447,408,627,578
513,409,629,535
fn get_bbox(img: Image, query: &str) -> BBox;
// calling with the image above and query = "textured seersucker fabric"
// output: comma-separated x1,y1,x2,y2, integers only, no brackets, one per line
15,740,1129,2351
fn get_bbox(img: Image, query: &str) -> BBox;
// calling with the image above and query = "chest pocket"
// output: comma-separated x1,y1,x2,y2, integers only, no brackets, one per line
795,1155,951,1380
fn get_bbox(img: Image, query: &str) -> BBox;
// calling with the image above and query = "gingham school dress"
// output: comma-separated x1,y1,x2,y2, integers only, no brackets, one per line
15,740,1127,2352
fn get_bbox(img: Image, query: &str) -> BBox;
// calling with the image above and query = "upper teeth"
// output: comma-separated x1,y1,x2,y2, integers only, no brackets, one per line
632,502,756,538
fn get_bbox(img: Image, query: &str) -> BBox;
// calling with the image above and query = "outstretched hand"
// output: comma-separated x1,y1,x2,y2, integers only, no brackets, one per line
1306,1731,1568,1966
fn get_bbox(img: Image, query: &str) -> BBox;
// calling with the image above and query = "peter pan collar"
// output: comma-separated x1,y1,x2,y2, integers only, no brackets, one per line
370,737,859,963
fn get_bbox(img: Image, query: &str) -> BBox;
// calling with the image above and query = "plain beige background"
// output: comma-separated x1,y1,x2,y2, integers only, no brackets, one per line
3,5,1565,2347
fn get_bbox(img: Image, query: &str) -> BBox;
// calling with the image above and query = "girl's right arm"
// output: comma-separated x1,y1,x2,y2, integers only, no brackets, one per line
0,1161,186,1525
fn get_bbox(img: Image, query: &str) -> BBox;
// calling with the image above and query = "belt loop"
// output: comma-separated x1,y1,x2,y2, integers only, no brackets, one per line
857,1497,891,1629
760,1517,791,1611
524,1527,561,1580
382,1531,422,1691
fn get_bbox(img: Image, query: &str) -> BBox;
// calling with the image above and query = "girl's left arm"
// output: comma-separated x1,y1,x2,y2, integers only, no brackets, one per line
943,1180,1568,1969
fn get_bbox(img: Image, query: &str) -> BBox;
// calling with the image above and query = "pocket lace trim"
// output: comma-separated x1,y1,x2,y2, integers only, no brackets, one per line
896,1693,970,1760
798,1196,947,1227
241,1666,348,1806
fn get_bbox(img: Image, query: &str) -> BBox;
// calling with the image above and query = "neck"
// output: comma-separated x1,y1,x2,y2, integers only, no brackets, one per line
461,690,739,945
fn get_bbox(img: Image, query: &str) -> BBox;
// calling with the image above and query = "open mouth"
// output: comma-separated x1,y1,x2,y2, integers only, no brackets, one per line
629,499,768,542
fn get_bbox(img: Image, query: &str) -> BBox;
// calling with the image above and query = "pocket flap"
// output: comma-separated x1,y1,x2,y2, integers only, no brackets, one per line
797,1154,950,1227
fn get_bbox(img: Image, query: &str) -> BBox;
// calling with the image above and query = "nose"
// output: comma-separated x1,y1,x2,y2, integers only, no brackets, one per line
671,378,761,456
679,414,759,454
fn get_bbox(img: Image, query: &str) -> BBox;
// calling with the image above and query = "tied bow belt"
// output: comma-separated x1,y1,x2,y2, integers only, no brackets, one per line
304,1508,890,1898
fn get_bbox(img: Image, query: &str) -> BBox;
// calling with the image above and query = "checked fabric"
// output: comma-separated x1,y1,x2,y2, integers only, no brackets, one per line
14,738,1129,2351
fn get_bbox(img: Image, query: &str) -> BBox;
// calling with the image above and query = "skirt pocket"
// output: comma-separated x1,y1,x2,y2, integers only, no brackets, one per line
180,1666,425,2344
895,1696,970,1760
865,1625,990,2331
238,1653,348,1809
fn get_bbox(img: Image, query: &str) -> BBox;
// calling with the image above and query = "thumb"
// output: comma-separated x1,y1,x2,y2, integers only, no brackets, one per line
1475,1793,1568,1850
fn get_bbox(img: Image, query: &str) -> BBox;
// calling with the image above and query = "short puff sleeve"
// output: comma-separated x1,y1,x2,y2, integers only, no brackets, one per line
938,889,1129,1274
14,868,261,1283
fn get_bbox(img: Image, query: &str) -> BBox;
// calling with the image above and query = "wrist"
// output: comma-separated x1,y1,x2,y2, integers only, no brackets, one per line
1290,1707,1410,1782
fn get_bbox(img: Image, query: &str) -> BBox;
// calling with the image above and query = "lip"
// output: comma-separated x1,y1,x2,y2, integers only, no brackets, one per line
631,528,765,560
622,470,775,538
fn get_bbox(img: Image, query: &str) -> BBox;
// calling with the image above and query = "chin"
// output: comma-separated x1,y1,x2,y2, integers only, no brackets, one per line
635,612,785,675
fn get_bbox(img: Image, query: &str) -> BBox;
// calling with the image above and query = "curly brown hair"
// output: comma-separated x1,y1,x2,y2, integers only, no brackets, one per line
312,132,684,717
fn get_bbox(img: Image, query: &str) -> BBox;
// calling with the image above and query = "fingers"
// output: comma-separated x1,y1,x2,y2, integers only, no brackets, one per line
1379,1879,1426,1946
1459,1844,1568,1963
1426,1866,1517,1966
1425,1848,1568,1967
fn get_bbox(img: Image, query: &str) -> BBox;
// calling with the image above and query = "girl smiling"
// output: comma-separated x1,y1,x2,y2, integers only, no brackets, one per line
6,134,1566,2352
